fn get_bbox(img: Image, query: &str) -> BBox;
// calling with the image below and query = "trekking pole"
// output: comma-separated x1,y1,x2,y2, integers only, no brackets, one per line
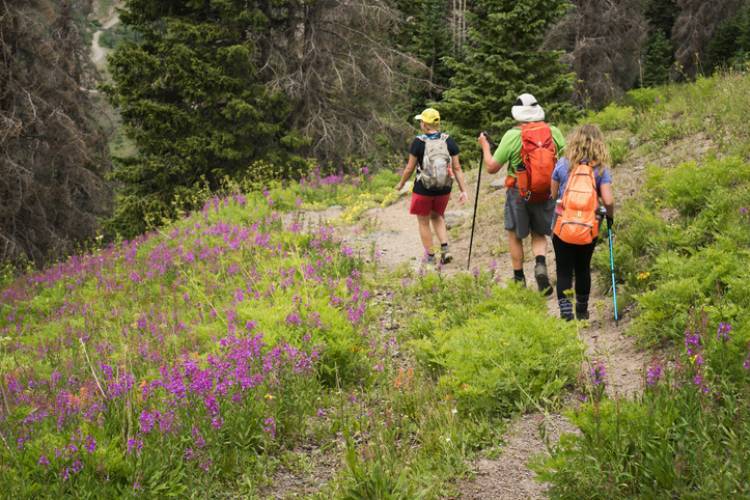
467,132,494,271
607,219,619,324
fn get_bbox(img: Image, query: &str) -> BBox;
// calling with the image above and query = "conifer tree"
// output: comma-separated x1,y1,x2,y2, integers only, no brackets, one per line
106,1,303,237
643,30,674,86
439,0,576,140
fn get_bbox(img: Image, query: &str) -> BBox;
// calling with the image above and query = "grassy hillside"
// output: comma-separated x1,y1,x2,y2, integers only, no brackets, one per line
3,71,750,498
536,72,750,498
0,169,582,497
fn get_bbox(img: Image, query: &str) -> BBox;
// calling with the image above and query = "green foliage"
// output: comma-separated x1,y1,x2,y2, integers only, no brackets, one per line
98,23,141,50
609,73,750,158
403,273,584,416
535,313,750,499
642,30,674,87
624,86,664,111
707,3,750,72
394,0,456,106
439,0,578,143
586,104,636,132
593,156,750,346
607,138,629,167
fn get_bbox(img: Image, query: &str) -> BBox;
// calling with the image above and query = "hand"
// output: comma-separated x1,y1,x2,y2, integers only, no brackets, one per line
395,181,404,191
606,216,614,229
477,133,489,149
458,191,468,204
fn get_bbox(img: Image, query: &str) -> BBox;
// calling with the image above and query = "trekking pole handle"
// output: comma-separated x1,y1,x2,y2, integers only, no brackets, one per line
480,131,496,149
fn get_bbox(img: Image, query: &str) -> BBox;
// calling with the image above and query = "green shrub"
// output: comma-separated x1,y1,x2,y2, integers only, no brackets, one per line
586,104,636,131
607,138,629,166
535,313,750,499
624,86,665,111
404,276,584,416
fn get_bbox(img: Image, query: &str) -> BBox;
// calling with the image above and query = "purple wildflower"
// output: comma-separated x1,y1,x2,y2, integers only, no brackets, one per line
85,435,96,454
126,438,143,455
693,374,703,386
590,361,606,386
263,417,277,439
717,322,732,342
139,409,158,433
646,364,662,386
38,454,50,467
286,312,302,326
684,330,701,356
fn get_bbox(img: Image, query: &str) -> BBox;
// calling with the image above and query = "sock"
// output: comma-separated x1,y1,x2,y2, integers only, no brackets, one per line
559,298,574,320
535,255,546,265
441,243,449,253
513,269,525,280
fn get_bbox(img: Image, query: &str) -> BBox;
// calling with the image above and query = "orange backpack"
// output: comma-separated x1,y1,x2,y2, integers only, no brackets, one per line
518,122,557,203
553,162,600,245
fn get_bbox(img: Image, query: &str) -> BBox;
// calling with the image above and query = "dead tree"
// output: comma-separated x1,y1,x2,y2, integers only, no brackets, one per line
0,0,112,265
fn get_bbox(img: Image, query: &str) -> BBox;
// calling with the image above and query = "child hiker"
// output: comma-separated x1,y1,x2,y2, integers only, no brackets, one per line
396,108,468,265
550,124,615,321
478,94,565,293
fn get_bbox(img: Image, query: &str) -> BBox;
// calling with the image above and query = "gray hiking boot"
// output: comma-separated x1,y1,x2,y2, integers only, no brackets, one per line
534,262,553,296
440,251,453,265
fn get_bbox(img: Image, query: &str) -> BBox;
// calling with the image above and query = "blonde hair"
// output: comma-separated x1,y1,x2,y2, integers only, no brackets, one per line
565,124,611,168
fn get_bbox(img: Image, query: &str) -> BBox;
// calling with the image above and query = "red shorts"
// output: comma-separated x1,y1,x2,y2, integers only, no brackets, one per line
409,193,450,216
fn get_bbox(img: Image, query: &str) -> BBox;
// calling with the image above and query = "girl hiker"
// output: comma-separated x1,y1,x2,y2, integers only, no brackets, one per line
396,108,468,265
550,124,615,321
478,94,565,293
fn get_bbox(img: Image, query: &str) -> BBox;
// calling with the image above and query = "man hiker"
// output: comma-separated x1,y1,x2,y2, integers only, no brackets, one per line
396,107,468,265
477,93,565,293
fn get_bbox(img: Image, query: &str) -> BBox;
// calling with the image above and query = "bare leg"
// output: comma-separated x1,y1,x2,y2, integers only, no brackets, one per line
531,232,548,258
430,212,448,245
417,215,433,254
507,230,524,270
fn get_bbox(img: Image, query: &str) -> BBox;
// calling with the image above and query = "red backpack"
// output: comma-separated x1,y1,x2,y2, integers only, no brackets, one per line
517,122,557,203
553,162,600,245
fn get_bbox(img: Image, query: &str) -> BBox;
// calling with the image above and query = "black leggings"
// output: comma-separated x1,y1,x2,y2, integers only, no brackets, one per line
552,235,596,300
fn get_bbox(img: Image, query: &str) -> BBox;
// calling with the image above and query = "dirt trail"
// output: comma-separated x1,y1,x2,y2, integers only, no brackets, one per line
340,163,651,499
286,133,713,498
91,4,121,68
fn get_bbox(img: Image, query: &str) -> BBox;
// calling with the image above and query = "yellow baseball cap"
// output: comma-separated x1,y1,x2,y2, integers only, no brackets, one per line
414,108,440,125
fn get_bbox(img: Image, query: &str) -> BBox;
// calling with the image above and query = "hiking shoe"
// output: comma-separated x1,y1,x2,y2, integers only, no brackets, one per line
512,275,527,288
575,295,589,320
534,262,552,296
440,251,453,265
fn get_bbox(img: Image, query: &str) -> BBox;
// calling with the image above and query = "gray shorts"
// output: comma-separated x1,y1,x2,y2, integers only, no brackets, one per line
504,188,555,239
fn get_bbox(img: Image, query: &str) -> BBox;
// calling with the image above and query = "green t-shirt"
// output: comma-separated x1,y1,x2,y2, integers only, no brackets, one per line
492,124,566,176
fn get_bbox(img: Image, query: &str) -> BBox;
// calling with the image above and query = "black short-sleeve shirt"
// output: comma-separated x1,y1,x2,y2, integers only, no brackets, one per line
409,133,460,196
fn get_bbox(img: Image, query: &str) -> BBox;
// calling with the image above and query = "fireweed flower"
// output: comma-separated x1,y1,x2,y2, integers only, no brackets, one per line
590,362,606,386
717,322,732,342
85,435,96,454
263,417,277,438
646,364,662,386
126,438,143,455
684,330,701,356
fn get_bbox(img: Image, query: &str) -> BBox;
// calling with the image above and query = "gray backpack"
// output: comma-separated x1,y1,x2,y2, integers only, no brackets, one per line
417,134,453,190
